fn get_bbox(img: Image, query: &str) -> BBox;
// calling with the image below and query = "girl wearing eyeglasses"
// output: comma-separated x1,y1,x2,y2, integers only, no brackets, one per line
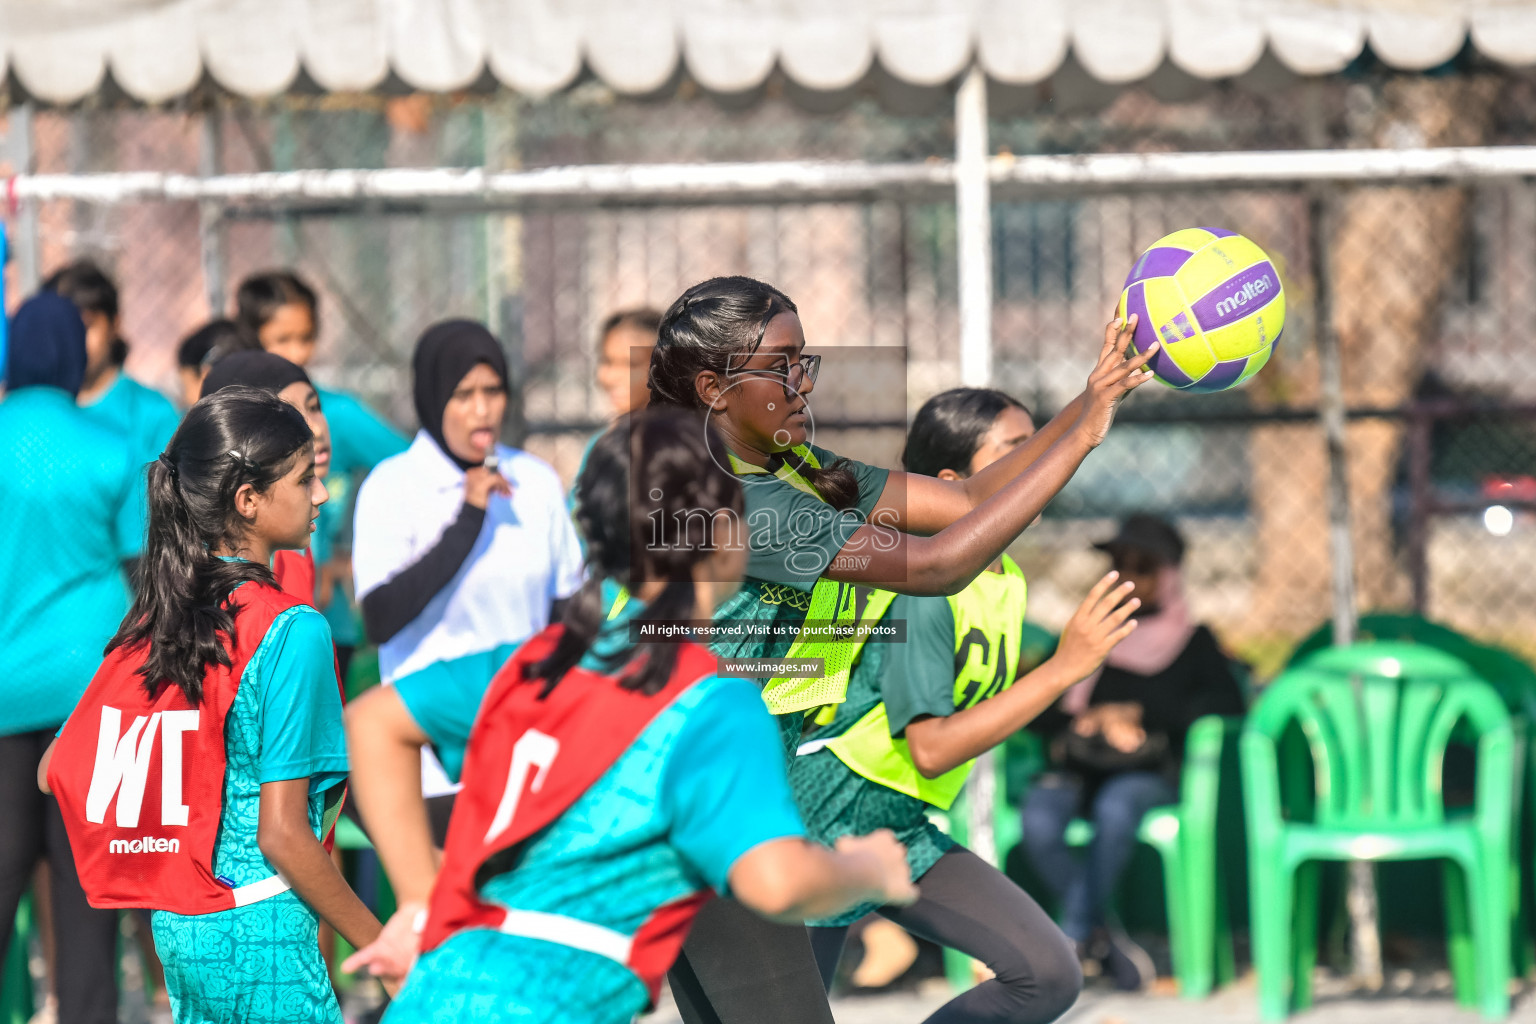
644,275,1158,1024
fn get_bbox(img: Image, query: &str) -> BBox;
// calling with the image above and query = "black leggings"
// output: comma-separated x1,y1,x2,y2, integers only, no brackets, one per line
669,898,835,1024
810,848,1082,1024
0,729,118,1024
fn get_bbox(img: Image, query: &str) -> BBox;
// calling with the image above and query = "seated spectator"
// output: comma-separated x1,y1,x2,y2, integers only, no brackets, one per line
1020,514,1245,991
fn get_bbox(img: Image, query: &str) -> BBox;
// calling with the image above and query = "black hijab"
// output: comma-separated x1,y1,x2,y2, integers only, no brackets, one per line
200,349,312,401
412,319,509,470
6,292,87,395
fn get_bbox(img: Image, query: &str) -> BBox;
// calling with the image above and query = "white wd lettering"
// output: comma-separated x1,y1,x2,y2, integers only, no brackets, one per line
1214,274,1273,318
158,711,198,827
108,837,180,854
85,707,199,828
484,729,560,843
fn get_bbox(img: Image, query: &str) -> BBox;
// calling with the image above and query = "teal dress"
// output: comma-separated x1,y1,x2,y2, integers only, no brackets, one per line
392,581,631,783
313,386,407,649
149,598,349,1024
79,372,180,471
392,643,520,783
385,675,805,1024
0,387,144,735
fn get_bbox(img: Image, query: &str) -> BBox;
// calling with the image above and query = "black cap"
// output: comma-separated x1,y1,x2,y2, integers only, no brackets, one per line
1094,514,1185,566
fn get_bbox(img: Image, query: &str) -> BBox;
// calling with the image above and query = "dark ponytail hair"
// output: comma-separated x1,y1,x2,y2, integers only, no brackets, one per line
903,387,1032,479
648,275,861,511
108,387,316,702
234,270,318,349
526,407,744,697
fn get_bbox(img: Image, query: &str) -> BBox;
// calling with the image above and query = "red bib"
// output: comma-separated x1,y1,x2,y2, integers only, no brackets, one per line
49,582,311,914
272,548,316,606
421,627,718,1001
272,548,348,704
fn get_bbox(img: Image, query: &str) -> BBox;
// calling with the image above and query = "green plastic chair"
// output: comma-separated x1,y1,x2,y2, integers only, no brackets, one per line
1242,643,1519,1021
945,715,1240,998
1058,715,1240,998
1130,714,1241,999
1296,626,1536,975
1292,615,1536,974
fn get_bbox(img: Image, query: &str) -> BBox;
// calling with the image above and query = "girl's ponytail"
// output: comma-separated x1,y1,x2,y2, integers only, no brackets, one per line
775,450,861,511
526,408,743,696
108,388,314,702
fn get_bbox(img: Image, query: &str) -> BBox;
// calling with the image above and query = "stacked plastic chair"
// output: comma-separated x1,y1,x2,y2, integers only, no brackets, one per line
1242,643,1520,1020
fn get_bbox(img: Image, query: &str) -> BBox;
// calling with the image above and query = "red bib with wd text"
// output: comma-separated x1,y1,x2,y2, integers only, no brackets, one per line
421,627,718,1001
48,582,310,914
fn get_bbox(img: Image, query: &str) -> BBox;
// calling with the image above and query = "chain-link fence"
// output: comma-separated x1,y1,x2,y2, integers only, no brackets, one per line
5,68,1536,676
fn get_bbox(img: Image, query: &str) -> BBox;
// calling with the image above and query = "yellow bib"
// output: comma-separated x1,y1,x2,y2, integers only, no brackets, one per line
824,555,1028,810
727,446,898,717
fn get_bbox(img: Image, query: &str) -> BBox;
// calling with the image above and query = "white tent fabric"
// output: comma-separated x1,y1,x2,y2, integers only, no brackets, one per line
2,0,1534,104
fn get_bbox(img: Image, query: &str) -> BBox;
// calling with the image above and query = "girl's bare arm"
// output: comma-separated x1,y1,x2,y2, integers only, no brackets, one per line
904,572,1139,776
257,778,381,951
874,392,1087,536
825,318,1156,596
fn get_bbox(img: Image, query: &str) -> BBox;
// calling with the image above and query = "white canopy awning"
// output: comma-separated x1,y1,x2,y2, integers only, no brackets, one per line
5,0,1535,105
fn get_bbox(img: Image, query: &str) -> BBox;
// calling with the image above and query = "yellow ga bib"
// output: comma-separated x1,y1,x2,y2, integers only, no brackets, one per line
823,555,1028,810
726,445,898,717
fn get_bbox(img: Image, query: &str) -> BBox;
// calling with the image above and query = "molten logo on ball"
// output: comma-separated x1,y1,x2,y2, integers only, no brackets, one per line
1117,227,1286,394
1214,274,1275,318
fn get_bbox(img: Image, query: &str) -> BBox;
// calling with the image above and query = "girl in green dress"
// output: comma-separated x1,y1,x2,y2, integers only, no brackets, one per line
793,387,1138,1019
645,276,1157,1024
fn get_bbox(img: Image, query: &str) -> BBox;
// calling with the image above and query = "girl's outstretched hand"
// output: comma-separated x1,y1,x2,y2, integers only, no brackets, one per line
341,900,426,997
1050,570,1141,683
1076,314,1159,448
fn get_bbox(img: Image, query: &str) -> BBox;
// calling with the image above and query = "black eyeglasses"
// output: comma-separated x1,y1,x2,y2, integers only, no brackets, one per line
727,353,821,393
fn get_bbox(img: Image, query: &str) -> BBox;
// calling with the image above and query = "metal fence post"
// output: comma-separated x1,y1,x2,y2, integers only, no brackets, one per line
956,63,998,888
199,105,226,318
4,103,40,296
955,64,992,389
1313,185,1381,987
1407,403,1433,614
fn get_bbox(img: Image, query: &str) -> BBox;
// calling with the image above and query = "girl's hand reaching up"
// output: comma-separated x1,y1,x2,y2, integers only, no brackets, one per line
1049,570,1141,684
1075,315,1159,449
